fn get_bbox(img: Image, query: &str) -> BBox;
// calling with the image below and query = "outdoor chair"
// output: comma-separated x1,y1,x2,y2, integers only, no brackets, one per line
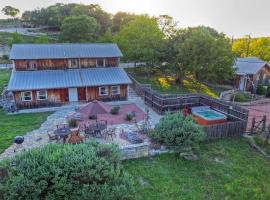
47,132,59,142
68,129,85,144
105,128,116,140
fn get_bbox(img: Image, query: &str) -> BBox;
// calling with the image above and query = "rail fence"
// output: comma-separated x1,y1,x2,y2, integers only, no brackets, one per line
129,75,249,140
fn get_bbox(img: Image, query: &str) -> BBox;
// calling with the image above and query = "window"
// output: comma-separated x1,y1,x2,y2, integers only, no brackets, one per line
111,85,120,95
28,61,37,70
97,58,104,67
37,90,47,100
99,86,108,96
21,91,32,101
68,59,78,68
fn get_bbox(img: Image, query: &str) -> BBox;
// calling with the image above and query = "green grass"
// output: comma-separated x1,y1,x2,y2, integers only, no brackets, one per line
0,69,11,94
254,135,270,155
0,109,51,153
124,138,270,200
129,72,226,98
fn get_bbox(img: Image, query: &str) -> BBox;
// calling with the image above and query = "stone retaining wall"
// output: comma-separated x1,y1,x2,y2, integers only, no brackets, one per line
120,142,149,160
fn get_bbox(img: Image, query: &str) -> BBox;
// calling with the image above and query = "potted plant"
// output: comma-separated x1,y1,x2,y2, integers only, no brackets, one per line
125,113,133,121
68,118,79,131
110,106,120,115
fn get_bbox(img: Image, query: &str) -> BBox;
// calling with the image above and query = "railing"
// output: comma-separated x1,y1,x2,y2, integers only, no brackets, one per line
128,74,249,139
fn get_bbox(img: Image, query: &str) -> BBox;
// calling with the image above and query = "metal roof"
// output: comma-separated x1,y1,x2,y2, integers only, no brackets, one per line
10,43,123,60
234,57,269,75
7,67,131,91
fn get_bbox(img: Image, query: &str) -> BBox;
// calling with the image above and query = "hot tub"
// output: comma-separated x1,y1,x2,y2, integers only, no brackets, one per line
191,106,227,125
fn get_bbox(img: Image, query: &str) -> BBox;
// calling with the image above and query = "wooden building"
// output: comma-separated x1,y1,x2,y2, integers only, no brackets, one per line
7,43,131,108
234,57,270,91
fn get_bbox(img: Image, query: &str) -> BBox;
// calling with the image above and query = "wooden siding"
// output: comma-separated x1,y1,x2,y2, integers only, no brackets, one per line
14,57,120,71
86,85,127,101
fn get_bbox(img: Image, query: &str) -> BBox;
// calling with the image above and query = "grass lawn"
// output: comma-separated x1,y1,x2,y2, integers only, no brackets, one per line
0,69,11,94
124,138,270,200
129,72,226,98
0,109,52,153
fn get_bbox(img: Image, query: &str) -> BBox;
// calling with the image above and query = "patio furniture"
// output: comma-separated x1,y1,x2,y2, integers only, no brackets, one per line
54,127,71,143
68,129,85,144
87,120,107,138
57,124,68,129
104,128,116,140
47,132,59,142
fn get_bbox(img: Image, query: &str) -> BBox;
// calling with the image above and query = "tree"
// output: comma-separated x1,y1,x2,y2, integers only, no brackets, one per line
157,15,177,38
98,28,114,42
8,32,22,47
115,15,165,65
112,12,136,33
169,26,234,83
1,6,19,19
60,15,99,42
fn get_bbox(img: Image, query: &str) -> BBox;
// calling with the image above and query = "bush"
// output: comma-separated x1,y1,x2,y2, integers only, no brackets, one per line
125,113,133,121
110,106,120,115
233,92,252,102
152,112,205,150
256,84,267,95
0,141,134,200
266,84,270,98
68,118,78,128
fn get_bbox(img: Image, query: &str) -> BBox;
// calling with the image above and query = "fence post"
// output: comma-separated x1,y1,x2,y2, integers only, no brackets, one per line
262,115,266,132
250,117,256,135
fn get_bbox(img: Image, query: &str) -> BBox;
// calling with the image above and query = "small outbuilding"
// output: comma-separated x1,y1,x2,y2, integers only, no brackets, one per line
234,57,270,91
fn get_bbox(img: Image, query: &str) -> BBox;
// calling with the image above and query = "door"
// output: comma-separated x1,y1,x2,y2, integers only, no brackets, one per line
68,88,78,102
239,76,245,91
78,87,86,101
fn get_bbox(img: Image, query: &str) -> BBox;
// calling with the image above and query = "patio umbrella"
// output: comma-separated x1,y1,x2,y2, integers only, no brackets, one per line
77,100,111,119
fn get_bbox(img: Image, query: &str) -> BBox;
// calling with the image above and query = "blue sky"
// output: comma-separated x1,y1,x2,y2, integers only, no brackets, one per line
0,0,269,38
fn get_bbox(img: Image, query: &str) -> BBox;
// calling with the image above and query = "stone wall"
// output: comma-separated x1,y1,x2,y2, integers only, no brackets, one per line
120,142,149,160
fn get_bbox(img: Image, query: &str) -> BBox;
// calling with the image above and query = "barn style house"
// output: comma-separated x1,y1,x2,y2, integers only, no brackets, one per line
7,43,131,109
234,57,270,91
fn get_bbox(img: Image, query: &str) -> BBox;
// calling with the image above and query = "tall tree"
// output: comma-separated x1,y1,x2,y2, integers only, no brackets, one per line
115,15,165,65
169,26,234,83
157,15,177,38
60,15,99,42
1,6,19,19
112,12,136,33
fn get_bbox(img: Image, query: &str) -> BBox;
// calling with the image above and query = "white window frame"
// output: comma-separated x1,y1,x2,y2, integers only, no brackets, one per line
111,85,120,95
96,58,104,67
68,59,78,68
99,86,108,96
37,90,48,100
21,91,32,102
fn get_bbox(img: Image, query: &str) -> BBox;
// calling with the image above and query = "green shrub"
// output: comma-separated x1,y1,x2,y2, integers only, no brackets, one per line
125,113,133,121
110,106,120,115
0,141,134,200
256,84,267,95
152,112,205,150
68,118,78,128
233,92,252,102
266,84,270,98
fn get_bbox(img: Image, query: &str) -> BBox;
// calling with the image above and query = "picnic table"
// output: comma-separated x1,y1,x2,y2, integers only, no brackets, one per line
54,127,71,143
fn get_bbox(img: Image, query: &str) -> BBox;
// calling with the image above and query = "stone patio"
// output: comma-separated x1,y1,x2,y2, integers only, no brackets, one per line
0,89,161,161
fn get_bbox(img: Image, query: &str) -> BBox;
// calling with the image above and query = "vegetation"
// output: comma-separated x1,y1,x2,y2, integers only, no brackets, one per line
1,6,20,19
233,36,270,61
0,69,11,94
233,91,252,102
110,106,120,115
151,112,204,151
254,135,270,155
60,15,99,42
256,84,267,95
68,118,78,128
124,138,270,200
0,141,134,199
266,84,270,97
125,113,134,121
0,109,51,154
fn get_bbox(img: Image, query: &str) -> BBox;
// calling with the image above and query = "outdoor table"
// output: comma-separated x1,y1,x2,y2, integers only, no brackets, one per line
87,123,107,137
54,127,71,143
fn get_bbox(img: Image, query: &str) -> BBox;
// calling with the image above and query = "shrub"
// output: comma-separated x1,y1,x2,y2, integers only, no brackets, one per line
266,84,270,98
68,118,78,128
125,113,133,121
88,115,97,120
256,84,267,95
152,112,205,150
0,141,134,200
233,92,252,102
110,106,120,115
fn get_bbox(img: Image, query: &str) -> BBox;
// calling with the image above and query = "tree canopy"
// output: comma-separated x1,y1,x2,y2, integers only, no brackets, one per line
1,6,19,18
115,15,165,64
60,15,99,42
168,26,234,83
112,12,137,33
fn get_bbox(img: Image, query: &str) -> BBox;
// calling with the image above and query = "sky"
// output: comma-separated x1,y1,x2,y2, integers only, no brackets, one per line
0,0,269,38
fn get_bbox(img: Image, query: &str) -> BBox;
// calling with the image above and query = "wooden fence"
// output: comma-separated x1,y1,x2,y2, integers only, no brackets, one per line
129,75,249,140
